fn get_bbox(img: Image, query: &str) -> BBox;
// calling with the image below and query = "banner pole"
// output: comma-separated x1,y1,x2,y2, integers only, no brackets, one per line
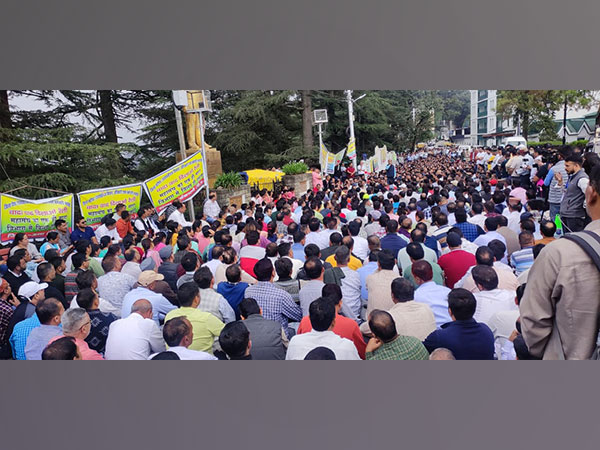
174,105,195,220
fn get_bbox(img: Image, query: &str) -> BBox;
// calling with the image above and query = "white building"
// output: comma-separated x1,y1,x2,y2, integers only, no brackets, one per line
470,90,599,146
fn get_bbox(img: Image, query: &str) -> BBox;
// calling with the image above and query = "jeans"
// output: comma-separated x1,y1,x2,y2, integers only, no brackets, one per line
549,203,561,222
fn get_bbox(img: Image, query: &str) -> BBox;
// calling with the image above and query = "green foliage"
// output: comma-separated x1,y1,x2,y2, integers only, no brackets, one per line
527,139,589,148
214,172,243,189
282,162,309,175
0,127,138,199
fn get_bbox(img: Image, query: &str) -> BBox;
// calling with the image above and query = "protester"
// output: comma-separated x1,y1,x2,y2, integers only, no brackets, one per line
239,297,288,360
365,310,429,360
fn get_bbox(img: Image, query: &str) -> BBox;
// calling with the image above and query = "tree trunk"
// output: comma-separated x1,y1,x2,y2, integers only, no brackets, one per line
0,90,11,128
522,111,529,140
301,90,313,152
562,94,568,145
98,90,118,143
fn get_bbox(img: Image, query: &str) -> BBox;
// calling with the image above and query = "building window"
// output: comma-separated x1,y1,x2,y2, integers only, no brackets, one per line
478,118,487,134
478,100,487,117
478,90,488,101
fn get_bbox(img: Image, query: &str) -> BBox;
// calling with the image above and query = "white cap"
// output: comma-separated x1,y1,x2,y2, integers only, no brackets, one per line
18,281,48,299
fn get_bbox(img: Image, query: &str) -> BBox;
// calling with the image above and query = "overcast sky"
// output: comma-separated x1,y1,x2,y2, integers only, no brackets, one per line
10,92,142,143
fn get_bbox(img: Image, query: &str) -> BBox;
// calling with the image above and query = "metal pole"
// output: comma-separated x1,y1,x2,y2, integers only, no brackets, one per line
174,106,195,219
318,122,324,173
198,111,210,200
346,90,357,169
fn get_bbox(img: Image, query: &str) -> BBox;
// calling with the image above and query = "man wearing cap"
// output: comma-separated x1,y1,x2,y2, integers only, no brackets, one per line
121,271,176,324
157,245,179,292
5,281,47,342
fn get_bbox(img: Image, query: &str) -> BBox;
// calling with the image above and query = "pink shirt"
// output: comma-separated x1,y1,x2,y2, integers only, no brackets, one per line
48,335,104,360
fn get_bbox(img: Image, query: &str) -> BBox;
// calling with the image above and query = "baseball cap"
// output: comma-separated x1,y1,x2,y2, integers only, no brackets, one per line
138,270,165,287
139,258,156,271
158,245,173,260
18,281,48,299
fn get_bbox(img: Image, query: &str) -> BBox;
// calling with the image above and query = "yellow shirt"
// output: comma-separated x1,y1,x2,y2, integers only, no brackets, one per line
164,307,225,354
325,254,363,271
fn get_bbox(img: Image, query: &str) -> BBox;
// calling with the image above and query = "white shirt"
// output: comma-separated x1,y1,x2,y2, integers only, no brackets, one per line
95,224,121,243
340,266,362,319
121,261,142,281
168,210,193,228
468,214,487,230
121,286,177,323
505,210,522,235
473,289,518,326
488,309,520,360
414,281,452,328
305,231,328,250
202,259,222,277
203,199,221,219
473,231,507,249
285,330,361,360
150,346,217,360
352,236,369,261
105,313,166,360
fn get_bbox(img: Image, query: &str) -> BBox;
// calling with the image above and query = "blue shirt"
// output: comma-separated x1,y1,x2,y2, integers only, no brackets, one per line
357,261,378,301
510,247,535,276
292,243,306,262
10,314,41,360
423,319,495,360
217,282,249,320
380,233,407,257
455,221,484,243
24,324,62,360
70,226,96,244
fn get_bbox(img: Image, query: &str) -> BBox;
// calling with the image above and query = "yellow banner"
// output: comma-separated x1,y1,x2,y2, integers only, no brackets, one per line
143,150,206,213
77,183,143,227
1,193,74,244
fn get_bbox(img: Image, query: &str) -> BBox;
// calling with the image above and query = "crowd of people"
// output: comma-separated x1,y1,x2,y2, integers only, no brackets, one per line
1,141,599,360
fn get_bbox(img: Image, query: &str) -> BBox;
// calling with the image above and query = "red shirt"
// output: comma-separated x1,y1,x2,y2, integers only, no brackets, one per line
297,313,366,359
438,249,477,289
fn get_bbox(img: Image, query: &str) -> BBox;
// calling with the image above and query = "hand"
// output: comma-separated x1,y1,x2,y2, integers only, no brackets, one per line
8,293,20,308
365,336,383,353
554,172,563,183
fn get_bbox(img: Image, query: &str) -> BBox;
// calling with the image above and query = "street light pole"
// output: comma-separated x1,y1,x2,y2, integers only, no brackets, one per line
346,90,359,169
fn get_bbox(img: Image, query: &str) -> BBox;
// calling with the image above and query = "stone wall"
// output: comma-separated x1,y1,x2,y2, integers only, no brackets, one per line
282,173,313,195
214,184,252,210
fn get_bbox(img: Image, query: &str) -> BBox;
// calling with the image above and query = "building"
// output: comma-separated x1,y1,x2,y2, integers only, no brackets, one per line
470,90,518,147
470,90,599,146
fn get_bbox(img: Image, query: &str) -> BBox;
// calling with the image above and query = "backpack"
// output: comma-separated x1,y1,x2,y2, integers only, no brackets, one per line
561,230,600,360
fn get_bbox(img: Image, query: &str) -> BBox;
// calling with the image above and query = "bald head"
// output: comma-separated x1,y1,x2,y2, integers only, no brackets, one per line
429,348,456,360
368,310,397,343
131,299,153,319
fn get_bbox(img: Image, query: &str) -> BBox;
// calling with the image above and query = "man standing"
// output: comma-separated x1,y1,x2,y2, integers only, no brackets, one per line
559,154,589,233
545,147,570,221
365,310,429,360
520,164,600,359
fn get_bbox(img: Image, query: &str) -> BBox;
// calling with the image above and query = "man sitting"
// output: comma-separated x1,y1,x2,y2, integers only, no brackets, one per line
423,288,495,360
365,310,429,360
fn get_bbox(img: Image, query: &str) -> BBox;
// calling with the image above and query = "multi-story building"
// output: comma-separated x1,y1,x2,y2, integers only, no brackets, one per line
470,90,517,146
471,90,598,146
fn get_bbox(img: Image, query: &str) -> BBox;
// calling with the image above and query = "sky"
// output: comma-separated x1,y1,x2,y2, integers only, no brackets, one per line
10,91,142,143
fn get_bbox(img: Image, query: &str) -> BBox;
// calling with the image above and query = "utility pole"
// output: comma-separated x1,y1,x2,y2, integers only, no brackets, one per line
346,90,357,169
